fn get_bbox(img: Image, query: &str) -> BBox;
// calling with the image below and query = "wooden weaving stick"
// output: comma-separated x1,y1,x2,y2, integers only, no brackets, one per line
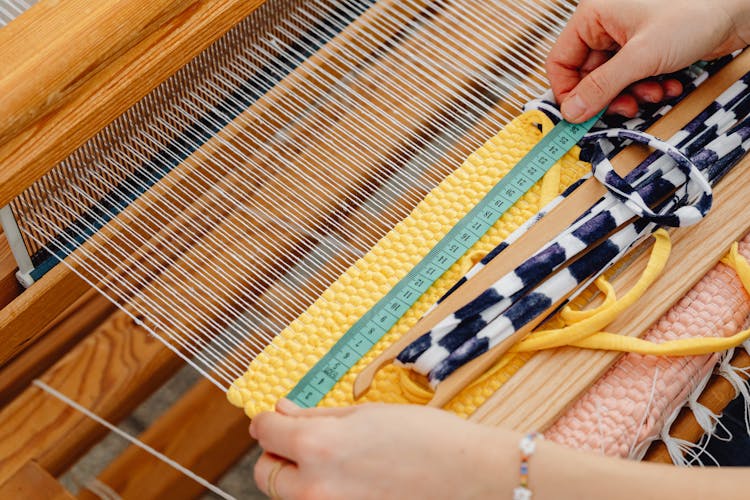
355,49,750,404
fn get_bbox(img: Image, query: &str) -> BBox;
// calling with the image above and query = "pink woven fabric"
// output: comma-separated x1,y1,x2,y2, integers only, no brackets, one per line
546,237,750,458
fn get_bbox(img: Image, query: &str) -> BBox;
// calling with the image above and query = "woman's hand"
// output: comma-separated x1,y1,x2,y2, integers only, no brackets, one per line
250,399,515,500
546,0,750,122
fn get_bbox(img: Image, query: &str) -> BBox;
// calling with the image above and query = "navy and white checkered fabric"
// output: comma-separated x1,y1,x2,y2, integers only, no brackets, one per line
396,55,750,388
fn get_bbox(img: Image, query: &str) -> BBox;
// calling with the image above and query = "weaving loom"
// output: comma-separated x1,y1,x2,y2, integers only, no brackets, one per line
1,0,750,497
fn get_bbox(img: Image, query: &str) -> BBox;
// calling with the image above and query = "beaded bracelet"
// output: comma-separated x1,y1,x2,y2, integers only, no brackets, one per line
513,432,543,500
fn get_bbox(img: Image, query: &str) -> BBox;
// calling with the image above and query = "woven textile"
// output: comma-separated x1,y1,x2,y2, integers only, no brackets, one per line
227,111,590,417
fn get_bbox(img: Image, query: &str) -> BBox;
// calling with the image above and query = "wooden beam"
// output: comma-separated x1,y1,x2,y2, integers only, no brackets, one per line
0,0,268,207
0,233,22,310
0,289,114,405
0,265,90,366
0,0,195,143
78,379,253,499
0,461,74,500
0,308,183,484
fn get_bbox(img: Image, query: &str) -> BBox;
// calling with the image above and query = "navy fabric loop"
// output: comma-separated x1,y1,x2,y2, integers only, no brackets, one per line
580,129,713,227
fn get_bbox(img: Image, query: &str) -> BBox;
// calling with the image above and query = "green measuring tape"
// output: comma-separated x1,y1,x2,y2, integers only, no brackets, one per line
287,113,603,407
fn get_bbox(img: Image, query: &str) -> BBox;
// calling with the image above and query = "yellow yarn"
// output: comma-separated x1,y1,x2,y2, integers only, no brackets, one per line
514,234,750,356
512,229,672,352
571,241,750,356
227,110,590,418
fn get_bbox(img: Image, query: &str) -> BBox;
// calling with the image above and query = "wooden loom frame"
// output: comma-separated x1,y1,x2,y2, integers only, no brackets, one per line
0,0,749,496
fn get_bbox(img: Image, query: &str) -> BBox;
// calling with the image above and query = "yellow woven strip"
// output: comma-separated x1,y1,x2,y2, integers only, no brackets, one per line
227,110,591,418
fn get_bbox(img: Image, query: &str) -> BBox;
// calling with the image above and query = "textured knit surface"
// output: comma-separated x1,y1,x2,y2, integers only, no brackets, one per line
227,111,590,417
546,239,750,457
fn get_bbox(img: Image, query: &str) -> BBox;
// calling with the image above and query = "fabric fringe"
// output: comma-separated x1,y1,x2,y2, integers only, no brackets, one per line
659,317,750,466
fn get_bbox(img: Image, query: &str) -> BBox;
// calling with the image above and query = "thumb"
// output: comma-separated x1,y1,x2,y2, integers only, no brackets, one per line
561,44,650,122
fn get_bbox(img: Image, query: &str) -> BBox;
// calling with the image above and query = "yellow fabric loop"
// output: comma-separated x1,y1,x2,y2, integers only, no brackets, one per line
567,246,750,355
569,328,750,355
723,242,750,291
539,163,562,206
512,229,672,352
398,368,433,404
560,276,617,324
512,237,750,358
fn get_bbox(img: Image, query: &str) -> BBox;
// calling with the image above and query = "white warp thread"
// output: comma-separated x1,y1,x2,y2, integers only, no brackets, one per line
33,380,236,500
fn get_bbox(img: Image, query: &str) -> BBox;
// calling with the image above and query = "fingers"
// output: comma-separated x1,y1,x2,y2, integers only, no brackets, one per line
255,452,300,499
545,20,596,102
606,78,684,118
250,411,306,460
607,93,638,118
561,43,651,122
250,402,358,461
546,3,619,104
662,79,684,98
630,80,664,104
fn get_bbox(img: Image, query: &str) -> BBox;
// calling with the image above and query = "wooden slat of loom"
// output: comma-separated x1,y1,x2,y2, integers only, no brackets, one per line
0,0,193,142
0,309,183,484
0,266,90,365
0,289,113,405
0,461,74,500
645,349,750,463
0,233,22,309
470,159,750,430
78,379,253,499
0,0,269,209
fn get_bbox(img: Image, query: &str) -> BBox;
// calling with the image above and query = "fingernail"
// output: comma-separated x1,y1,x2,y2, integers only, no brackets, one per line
561,94,587,122
276,398,299,414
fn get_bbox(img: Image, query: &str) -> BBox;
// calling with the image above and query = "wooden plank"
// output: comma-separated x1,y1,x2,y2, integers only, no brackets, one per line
0,265,90,366
471,159,750,430
0,233,22,309
0,0,268,207
644,349,750,463
78,379,253,500
0,308,183,484
0,461,74,500
0,289,114,405
0,0,195,143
